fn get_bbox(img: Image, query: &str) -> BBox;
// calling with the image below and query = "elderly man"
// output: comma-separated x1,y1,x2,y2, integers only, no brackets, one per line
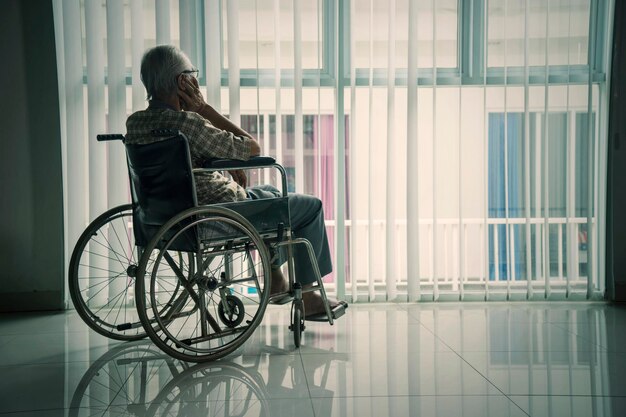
126,45,342,316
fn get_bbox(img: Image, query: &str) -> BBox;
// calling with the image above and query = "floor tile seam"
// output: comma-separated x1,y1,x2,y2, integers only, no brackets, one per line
299,347,398,416
507,394,626,398
296,350,452,356
297,347,317,411
0,358,113,369
545,320,597,324
389,319,530,416
399,304,429,326
105,393,313,405
548,322,609,351
432,332,531,417
448,349,609,353
107,398,286,406
415,325,608,353
0,331,72,337
0,335,17,348
456,357,532,417
312,320,423,323
19,314,60,330
0,355,157,367
308,393,537,399
0,406,109,416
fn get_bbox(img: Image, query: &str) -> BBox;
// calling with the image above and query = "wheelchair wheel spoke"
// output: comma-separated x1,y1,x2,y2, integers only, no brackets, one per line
80,276,119,290
83,272,125,304
94,233,131,265
108,217,133,264
78,263,124,275
109,279,134,328
69,205,145,340
134,207,271,361
94,278,132,319
82,249,128,264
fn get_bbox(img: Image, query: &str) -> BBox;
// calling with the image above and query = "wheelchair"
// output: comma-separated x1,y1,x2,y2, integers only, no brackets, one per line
68,129,346,362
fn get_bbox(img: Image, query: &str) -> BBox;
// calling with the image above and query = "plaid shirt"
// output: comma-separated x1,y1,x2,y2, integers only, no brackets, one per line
125,102,252,203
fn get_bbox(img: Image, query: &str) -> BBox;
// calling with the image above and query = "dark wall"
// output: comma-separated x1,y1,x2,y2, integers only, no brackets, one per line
607,5,626,380
0,0,65,311
607,0,626,301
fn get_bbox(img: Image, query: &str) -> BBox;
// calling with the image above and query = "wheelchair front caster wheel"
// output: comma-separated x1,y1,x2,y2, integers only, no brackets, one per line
290,302,305,348
218,295,245,328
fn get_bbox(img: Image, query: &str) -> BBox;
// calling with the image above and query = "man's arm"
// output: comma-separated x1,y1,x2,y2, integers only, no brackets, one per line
178,76,261,156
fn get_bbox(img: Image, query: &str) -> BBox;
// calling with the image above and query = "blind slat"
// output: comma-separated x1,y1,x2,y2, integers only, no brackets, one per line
367,0,375,301
273,0,283,176
294,0,304,193
432,2,439,300
334,0,347,300
542,1,551,298
106,0,127,209
156,0,171,45
502,0,511,300
226,0,240,125
130,0,145,112
85,0,106,221
586,0,598,298
180,0,194,61
61,0,87,251
205,0,221,111
349,0,359,302
385,0,397,300
524,0,533,298
406,0,420,302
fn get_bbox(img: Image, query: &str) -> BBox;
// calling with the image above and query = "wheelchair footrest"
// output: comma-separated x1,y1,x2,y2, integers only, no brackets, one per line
305,301,348,322
269,293,293,305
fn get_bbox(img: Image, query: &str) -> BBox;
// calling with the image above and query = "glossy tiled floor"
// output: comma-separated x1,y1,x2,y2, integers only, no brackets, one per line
1,302,626,417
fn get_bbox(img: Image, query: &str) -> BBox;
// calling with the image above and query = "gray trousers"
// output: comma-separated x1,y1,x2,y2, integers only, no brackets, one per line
246,185,332,285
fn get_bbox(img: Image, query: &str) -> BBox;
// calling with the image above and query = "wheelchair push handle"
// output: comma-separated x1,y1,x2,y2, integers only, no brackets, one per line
96,134,125,142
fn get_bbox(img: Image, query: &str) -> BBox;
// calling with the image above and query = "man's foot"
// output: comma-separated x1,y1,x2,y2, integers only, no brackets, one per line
301,284,341,316
270,268,289,296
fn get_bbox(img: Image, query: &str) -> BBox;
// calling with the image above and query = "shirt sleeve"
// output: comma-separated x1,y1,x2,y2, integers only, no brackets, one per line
182,112,253,164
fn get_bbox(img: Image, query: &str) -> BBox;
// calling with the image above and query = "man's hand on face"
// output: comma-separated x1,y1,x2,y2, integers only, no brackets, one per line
176,74,250,189
177,75,206,113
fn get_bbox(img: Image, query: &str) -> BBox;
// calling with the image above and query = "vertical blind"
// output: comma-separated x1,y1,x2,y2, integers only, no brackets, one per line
54,0,613,304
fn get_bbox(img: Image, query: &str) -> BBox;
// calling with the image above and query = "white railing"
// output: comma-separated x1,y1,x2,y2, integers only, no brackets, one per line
325,216,600,301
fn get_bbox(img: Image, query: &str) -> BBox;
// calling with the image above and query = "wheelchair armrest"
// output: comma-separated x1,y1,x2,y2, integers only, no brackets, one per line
195,156,288,197
204,156,276,169
97,134,125,142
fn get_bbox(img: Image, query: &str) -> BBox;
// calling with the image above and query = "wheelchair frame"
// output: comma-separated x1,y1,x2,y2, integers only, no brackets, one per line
68,130,346,362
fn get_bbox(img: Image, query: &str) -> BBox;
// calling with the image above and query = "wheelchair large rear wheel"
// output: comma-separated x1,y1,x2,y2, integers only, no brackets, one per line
69,204,148,340
135,206,272,362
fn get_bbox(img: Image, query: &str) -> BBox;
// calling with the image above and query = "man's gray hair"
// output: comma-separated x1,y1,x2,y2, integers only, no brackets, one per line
140,45,193,101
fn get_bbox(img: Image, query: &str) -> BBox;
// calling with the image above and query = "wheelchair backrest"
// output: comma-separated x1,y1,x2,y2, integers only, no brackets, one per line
125,132,198,250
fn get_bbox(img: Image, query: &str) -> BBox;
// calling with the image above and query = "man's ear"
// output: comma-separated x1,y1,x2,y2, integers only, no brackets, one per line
177,74,185,90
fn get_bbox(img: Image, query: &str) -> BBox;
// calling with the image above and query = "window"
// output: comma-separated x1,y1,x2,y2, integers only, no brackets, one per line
57,0,612,303
488,109,596,282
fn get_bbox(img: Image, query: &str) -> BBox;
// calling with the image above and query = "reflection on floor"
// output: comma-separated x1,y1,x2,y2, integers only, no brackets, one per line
1,302,626,416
